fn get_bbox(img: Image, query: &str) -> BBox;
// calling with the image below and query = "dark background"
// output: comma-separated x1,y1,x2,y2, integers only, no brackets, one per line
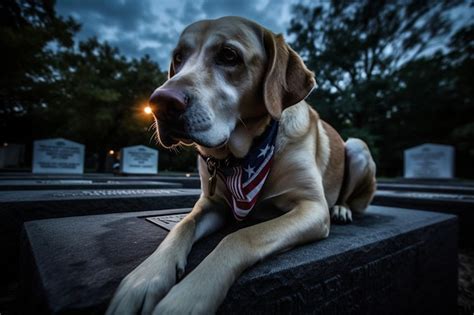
0,0,472,176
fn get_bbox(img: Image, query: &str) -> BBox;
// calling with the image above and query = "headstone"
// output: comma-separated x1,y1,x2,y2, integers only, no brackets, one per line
120,145,158,174
0,143,25,168
404,143,454,178
20,206,457,314
32,138,85,174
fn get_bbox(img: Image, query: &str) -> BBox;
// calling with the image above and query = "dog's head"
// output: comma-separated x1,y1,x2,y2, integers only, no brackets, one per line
149,16,315,150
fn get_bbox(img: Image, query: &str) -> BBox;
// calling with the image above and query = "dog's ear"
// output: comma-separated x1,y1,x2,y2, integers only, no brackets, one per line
168,61,175,79
263,31,316,119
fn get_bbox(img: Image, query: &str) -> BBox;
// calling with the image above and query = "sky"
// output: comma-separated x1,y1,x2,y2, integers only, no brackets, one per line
56,0,302,71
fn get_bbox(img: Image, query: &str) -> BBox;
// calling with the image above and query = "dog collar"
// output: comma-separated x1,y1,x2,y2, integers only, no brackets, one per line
201,120,279,220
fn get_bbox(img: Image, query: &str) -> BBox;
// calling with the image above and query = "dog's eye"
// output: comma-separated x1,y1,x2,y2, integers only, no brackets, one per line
173,53,183,65
216,47,240,66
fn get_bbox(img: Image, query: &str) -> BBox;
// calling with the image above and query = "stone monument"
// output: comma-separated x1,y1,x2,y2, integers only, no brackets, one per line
32,138,84,174
20,206,458,314
404,143,454,178
0,143,24,168
120,145,158,174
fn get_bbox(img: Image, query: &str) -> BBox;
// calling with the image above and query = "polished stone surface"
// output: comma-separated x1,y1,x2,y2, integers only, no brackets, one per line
21,206,457,314
0,189,200,290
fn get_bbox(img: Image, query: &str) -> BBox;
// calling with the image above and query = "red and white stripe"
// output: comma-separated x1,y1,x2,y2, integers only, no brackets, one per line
225,167,245,200
222,146,275,220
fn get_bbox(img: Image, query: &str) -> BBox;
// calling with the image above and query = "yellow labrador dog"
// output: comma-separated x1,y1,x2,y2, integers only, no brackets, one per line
107,16,376,314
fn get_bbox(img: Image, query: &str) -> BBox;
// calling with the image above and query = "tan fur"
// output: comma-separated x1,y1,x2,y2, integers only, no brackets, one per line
320,120,346,207
107,16,376,315
263,31,316,119
339,138,377,213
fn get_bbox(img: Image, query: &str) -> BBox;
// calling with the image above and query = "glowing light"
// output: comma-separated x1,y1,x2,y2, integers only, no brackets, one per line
109,150,115,155
186,173,191,177
144,106,153,114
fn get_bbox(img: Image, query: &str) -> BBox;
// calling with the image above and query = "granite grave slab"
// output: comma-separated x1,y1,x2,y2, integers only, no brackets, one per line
0,179,182,190
0,175,201,189
143,176,200,188
373,190,474,214
376,181,474,195
0,189,200,216
0,189,200,292
372,189,473,246
21,206,457,314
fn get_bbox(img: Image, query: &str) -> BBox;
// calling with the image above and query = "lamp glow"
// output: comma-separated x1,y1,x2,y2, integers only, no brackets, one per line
144,106,153,114
109,150,115,155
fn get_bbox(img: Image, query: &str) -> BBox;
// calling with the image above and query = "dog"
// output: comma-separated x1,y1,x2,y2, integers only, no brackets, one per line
106,16,376,314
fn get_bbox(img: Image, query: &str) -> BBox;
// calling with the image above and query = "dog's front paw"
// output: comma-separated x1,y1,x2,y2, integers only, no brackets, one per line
330,205,353,223
153,293,208,315
106,250,187,315
152,268,221,315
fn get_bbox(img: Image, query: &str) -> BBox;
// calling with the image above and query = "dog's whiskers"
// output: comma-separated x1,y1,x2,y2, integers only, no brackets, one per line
148,120,161,145
238,117,248,130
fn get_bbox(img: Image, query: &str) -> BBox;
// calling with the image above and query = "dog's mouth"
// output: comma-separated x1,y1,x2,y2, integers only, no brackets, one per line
156,124,192,147
157,122,228,149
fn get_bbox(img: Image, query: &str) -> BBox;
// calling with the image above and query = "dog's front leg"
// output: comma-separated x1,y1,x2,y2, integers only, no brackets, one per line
154,199,330,314
106,197,227,315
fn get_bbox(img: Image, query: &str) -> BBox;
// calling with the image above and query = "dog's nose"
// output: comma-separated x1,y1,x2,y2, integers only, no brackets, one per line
149,88,188,120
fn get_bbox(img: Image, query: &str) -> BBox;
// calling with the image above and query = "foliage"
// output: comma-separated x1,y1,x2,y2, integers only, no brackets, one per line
0,0,78,142
288,0,473,177
44,38,168,169
0,0,78,109
0,0,184,171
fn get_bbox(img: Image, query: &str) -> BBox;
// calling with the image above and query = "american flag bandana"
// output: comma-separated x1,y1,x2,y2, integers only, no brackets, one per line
206,120,279,220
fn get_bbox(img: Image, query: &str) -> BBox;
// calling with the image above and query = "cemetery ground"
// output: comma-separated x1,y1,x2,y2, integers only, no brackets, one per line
0,173,473,314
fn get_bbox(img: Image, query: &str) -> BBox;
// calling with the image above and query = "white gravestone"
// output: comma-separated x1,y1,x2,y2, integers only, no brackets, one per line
120,145,158,174
32,138,85,174
404,143,454,178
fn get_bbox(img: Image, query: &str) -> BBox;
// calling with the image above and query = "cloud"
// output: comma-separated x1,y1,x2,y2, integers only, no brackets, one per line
56,0,300,70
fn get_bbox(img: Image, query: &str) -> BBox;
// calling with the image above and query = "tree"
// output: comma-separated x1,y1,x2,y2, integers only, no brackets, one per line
0,1,186,172
287,0,472,177
447,25,474,171
43,38,168,171
0,0,79,143
388,25,474,177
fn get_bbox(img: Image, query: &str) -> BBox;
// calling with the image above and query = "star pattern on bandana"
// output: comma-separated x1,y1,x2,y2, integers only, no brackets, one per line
258,144,270,158
244,164,255,177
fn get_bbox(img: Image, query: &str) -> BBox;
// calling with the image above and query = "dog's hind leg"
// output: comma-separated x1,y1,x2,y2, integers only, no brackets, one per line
331,138,376,223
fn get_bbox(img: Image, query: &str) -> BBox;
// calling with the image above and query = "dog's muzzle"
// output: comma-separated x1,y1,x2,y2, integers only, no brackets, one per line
149,87,225,148
149,88,189,122
149,88,191,142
